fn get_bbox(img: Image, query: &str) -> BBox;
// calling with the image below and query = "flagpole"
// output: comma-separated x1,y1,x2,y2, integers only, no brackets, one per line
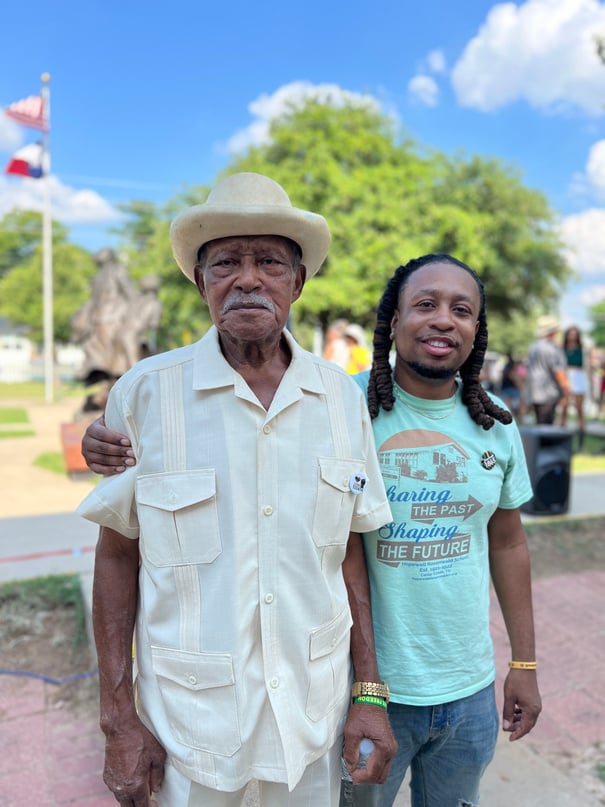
40,73,53,403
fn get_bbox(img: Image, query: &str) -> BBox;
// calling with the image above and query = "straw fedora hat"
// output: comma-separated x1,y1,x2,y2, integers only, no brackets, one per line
170,172,331,283
536,315,560,338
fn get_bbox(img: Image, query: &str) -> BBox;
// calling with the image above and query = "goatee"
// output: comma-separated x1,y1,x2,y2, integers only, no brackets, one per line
406,360,459,380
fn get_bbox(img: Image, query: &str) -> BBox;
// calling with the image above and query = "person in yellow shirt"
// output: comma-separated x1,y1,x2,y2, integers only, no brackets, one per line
345,324,372,375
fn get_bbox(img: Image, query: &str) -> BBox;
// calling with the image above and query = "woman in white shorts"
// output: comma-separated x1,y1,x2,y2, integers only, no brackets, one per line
560,325,586,441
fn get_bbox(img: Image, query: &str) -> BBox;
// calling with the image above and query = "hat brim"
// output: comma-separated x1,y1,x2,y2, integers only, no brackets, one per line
170,205,331,283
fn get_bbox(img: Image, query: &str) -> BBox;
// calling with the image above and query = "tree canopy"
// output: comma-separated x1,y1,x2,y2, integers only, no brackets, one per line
589,300,605,347
0,211,96,343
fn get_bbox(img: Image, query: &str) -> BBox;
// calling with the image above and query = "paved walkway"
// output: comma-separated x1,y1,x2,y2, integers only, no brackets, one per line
1,397,604,804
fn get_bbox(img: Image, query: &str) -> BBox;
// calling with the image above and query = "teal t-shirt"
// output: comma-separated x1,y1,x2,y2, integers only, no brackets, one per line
354,373,532,706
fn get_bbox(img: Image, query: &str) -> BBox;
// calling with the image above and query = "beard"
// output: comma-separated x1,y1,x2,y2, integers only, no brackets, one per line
406,360,459,381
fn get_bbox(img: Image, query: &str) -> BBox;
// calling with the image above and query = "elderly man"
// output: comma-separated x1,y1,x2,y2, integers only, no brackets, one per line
77,172,396,807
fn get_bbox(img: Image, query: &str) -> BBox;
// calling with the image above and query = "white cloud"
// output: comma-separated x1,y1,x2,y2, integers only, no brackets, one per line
427,49,447,73
0,112,23,152
559,208,605,274
0,174,118,223
226,82,383,153
585,139,605,195
452,0,605,114
408,75,440,107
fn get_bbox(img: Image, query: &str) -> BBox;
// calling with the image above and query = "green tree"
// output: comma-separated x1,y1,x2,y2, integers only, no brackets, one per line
0,235,96,343
0,211,68,280
589,300,605,347
110,200,160,251
425,155,569,316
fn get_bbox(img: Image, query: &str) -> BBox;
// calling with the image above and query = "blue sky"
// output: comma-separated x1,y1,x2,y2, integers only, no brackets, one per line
1,0,604,335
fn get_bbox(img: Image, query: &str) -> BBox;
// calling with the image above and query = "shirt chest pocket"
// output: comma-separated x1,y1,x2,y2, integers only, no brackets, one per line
136,470,221,567
312,458,365,547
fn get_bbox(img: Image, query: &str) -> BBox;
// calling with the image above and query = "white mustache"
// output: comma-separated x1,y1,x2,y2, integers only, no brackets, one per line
222,294,276,315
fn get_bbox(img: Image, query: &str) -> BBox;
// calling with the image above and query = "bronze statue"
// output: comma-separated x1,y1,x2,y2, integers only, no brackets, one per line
71,248,162,414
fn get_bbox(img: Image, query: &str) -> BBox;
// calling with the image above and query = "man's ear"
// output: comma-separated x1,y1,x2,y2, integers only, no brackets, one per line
291,265,307,303
390,310,399,338
194,265,207,302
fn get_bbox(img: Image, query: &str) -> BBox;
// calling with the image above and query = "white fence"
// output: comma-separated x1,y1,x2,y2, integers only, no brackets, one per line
0,337,86,383
0,335,33,382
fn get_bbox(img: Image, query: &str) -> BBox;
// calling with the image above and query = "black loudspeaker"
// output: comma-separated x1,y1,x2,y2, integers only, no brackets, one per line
519,426,573,515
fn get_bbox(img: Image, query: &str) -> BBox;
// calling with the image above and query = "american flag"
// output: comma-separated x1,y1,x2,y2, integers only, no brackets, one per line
5,95,49,132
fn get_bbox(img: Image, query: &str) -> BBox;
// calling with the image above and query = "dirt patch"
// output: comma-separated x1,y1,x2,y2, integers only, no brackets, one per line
0,579,99,716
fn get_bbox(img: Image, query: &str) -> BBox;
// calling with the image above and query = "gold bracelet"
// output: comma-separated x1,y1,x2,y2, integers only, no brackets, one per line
351,681,390,703
509,660,537,670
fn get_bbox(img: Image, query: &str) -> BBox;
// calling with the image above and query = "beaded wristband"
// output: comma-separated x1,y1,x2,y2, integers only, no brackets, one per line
353,695,388,709
509,661,537,670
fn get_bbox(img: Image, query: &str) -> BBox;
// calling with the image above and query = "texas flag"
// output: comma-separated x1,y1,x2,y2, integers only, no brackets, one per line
5,143,44,178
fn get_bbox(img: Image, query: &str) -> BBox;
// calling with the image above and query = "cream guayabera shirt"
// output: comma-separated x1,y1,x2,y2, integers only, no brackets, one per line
78,326,391,792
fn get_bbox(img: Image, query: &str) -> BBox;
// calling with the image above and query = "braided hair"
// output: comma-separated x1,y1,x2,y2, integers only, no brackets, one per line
367,254,512,430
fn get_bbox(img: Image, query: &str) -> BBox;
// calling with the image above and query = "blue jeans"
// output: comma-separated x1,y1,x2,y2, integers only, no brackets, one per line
349,684,499,807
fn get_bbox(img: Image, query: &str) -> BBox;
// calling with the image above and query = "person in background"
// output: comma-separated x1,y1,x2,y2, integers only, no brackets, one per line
525,316,570,425
83,252,543,807
77,172,396,807
499,353,526,423
323,318,351,370
345,324,372,375
560,325,586,448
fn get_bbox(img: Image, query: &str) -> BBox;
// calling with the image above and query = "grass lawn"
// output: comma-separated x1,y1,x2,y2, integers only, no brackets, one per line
0,405,34,438
34,451,67,475
0,380,82,400
0,407,29,423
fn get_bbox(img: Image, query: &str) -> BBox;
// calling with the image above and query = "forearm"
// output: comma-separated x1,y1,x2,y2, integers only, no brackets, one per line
342,531,380,682
488,512,536,660
93,526,140,733
342,531,397,782
554,369,571,397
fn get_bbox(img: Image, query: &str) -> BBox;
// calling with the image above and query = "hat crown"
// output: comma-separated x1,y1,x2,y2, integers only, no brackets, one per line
170,172,330,283
206,173,292,209
536,315,559,337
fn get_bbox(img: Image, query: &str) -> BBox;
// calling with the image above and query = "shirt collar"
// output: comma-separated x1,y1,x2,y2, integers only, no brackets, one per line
192,325,326,396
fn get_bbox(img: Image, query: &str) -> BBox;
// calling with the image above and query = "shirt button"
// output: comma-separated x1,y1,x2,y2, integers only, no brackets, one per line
263,425,271,434
263,505,273,516
270,677,280,688
187,675,197,685
264,593,274,604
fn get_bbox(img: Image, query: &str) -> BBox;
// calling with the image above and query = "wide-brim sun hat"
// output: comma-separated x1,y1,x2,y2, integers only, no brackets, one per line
536,315,560,338
170,172,331,283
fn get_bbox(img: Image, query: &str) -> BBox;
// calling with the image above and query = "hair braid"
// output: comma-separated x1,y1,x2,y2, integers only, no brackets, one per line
367,265,409,418
368,254,513,430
